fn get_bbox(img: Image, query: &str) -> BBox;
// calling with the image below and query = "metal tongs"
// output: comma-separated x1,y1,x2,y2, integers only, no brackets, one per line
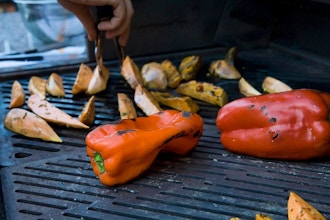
94,6,125,69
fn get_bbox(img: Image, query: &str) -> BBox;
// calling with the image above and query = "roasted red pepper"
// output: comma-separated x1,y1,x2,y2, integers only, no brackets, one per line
216,89,330,160
86,110,203,186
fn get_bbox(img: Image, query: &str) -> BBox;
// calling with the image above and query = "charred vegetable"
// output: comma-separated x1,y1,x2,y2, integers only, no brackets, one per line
117,93,137,119
238,77,261,97
28,94,89,129
179,55,202,81
28,76,47,99
262,76,292,93
9,80,25,108
78,95,95,125
71,63,93,95
151,91,199,113
288,191,326,220
209,60,241,79
176,80,228,107
161,59,182,88
85,110,204,186
86,64,110,95
134,84,162,116
216,89,330,160
5,108,62,142
121,56,144,89
141,62,167,89
46,73,65,97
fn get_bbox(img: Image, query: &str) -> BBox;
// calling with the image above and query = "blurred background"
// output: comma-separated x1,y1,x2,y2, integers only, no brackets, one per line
0,0,88,72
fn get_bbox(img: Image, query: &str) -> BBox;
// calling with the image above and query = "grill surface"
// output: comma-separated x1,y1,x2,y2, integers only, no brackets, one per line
1,47,330,219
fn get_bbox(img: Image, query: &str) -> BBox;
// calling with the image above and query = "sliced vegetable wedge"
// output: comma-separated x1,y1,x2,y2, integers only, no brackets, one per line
5,108,62,142
28,94,89,129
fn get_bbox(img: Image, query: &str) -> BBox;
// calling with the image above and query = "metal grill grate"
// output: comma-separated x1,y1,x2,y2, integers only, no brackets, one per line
1,48,330,219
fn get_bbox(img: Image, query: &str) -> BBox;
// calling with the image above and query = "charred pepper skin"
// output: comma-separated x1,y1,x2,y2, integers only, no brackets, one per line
86,110,203,186
216,89,330,160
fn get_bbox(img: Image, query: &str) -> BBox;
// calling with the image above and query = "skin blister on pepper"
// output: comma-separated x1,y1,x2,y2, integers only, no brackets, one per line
216,89,330,160
86,110,204,186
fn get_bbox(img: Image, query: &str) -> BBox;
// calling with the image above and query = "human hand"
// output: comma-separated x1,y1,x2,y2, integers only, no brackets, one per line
57,0,134,46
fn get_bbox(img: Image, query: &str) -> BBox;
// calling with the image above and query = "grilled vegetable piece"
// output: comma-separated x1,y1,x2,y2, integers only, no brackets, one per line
28,76,47,99
121,56,144,89
71,63,93,95
288,191,326,220
224,47,238,66
134,84,162,116
5,108,62,143
141,62,167,89
216,89,330,160
28,94,89,129
86,110,204,186
9,80,25,108
86,64,110,95
46,73,65,97
255,214,273,220
161,59,182,88
78,95,95,125
209,60,241,79
117,93,137,119
179,55,202,81
151,91,199,113
176,80,228,107
262,76,292,93
238,77,262,97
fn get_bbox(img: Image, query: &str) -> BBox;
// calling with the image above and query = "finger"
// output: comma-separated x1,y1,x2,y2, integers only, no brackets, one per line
58,0,97,41
117,24,131,47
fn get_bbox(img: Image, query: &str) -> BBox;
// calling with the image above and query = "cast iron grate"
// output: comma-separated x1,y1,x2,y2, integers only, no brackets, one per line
1,49,330,219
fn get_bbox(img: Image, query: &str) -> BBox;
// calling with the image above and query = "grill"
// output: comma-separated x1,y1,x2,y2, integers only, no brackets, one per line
1,0,330,219
1,47,330,220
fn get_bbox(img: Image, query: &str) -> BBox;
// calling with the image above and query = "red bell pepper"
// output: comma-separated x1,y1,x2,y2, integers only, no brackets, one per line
216,89,330,160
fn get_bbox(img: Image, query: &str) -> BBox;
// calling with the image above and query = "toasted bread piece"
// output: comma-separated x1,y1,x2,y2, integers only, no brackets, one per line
86,64,110,95
28,76,47,99
118,93,137,119
151,91,199,113
78,95,95,125
179,55,202,81
9,80,26,108
161,59,182,88
5,108,62,143
46,72,65,97
134,84,162,116
262,76,292,93
176,80,228,107
288,191,326,220
238,77,261,97
71,63,93,95
121,56,144,89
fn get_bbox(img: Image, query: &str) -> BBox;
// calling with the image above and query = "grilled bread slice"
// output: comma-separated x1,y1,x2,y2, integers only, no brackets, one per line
176,80,228,107
151,91,199,113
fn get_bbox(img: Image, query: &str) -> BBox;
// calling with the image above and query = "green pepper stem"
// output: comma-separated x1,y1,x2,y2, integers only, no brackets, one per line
94,152,105,174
